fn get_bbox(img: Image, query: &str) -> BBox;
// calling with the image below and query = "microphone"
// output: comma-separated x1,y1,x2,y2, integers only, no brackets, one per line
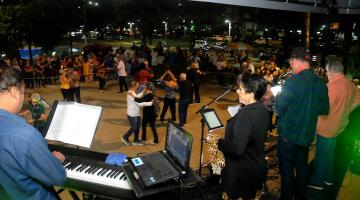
215,87,231,102
195,86,232,114
279,70,294,78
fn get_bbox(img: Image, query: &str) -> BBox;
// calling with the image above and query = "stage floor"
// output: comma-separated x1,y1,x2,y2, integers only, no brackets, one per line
22,80,360,200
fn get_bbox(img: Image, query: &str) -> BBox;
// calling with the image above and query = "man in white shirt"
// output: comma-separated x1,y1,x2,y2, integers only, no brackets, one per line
122,80,152,145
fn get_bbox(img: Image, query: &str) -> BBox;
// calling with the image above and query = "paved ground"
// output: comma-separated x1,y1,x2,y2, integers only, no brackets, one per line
22,80,360,200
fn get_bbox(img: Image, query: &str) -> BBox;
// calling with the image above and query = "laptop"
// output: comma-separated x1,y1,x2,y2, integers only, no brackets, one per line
128,121,193,187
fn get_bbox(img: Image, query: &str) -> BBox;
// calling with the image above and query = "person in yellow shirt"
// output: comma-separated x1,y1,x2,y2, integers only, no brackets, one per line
83,58,92,82
59,69,71,101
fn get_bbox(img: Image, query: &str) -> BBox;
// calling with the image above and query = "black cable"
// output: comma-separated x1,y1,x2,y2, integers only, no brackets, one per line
178,178,183,200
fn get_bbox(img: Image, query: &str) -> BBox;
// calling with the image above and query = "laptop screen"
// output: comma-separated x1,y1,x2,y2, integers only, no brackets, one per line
165,122,193,169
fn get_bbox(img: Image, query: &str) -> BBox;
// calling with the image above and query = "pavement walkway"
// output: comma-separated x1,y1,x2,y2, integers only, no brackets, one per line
22,80,359,200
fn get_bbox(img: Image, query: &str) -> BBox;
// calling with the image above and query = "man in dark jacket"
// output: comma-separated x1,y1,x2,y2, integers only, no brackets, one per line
274,47,329,200
178,73,193,127
134,82,159,144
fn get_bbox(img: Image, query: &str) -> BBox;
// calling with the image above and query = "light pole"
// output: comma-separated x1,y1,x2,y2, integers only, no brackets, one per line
128,22,134,36
162,21,168,38
82,0,99,46
225,19,232,37
82,0,87,46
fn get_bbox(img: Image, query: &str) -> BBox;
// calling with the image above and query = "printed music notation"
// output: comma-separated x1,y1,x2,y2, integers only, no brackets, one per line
45,102,102,148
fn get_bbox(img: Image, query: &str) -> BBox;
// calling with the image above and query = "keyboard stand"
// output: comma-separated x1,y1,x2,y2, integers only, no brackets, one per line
54,188,80,200
48,144,135,200
123,162,202,198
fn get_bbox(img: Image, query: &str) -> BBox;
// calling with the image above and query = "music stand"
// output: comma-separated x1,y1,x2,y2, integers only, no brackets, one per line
201,109,223,133
195,88,229,176
44,101,102,149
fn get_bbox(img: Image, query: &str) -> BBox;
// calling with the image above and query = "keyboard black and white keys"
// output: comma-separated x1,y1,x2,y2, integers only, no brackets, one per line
48,144,135,199
64,156,131,190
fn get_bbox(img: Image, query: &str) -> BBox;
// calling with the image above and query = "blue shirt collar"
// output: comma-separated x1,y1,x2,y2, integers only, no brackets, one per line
0,108,26,123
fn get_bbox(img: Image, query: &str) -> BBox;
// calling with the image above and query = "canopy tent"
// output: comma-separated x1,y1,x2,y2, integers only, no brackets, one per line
19,48,43,59
191,0,360,15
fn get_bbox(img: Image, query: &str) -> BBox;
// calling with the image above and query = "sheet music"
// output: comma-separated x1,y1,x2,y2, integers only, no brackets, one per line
270,85,282,96
45,102,102,148
227,105,241,117
203,111,222,129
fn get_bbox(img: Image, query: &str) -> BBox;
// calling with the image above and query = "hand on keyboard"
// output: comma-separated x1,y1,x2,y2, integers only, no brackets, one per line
52,151,65,163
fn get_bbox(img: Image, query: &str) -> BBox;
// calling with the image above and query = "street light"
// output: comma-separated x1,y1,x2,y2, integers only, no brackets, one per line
162,21,168,37
88,1,98,6
128,22,134,35
82,0,99,46
225,19,232,37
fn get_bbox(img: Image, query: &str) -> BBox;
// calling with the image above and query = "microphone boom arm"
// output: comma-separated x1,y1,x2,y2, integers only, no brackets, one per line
195,88,231,114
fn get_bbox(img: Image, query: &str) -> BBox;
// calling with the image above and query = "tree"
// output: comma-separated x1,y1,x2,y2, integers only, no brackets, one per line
113,0,181,45
0,0,79,56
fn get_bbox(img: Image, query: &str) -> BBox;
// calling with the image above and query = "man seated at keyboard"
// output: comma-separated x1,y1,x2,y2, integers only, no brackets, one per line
0,63,66,200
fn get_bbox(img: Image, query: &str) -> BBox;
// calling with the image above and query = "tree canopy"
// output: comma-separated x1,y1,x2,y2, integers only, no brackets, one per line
0,0,80,53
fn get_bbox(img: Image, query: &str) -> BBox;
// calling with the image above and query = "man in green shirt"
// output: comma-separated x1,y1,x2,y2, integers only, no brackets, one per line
274,47,329,200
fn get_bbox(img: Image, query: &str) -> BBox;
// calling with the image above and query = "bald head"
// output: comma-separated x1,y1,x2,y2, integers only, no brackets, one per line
180,73,187,81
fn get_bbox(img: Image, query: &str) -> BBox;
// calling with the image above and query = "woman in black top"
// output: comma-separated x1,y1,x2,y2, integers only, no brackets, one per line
218,73,269,200
134,82,159,144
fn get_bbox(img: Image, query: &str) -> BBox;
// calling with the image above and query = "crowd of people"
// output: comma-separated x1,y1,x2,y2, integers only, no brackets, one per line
1,43,360,200
274,48,360,200
215,47,360,200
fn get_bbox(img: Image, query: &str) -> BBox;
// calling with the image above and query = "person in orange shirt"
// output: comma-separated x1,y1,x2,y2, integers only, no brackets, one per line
308,56,360,193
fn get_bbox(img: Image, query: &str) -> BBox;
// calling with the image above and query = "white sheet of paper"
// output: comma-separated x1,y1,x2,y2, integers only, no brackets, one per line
271,85,282,96
227,105,241,117
45,102,102,148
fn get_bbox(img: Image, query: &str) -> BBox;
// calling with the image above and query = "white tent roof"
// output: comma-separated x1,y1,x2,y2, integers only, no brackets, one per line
191,0,360,14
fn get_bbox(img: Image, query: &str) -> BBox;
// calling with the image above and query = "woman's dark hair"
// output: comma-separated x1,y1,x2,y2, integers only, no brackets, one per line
0,62,24,92
138,63,146,70
164,74,172,81
237,73,267,101
127,79,138,88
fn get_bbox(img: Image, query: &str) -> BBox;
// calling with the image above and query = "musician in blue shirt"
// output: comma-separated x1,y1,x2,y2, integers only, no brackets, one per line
0,64,66,200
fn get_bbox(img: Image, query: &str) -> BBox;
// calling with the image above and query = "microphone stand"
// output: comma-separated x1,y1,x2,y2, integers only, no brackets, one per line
195,88,230,176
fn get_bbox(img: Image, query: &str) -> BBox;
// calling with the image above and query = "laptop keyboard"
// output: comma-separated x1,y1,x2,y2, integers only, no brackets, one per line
143,153,178,180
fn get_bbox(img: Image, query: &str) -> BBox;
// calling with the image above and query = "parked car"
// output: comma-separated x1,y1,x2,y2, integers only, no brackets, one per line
210,42,228,50
193,40,209,50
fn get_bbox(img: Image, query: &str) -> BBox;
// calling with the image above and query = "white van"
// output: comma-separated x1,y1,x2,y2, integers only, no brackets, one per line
193,40,209,50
